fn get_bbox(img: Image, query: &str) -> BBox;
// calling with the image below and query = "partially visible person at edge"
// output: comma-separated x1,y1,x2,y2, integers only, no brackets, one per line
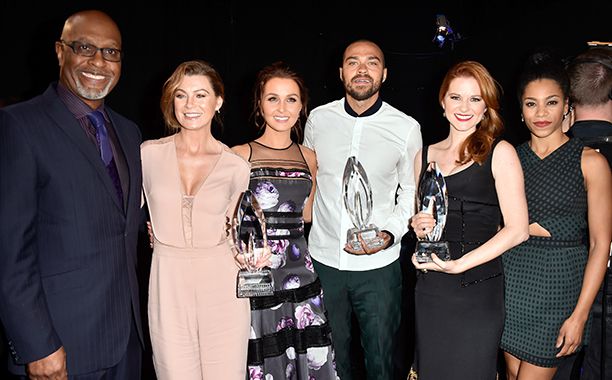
141,60,250,379
231,61,338,380
0,10,144,379
303,39,422,380
565,47,612,380
410,61,529,379
500,50,612,380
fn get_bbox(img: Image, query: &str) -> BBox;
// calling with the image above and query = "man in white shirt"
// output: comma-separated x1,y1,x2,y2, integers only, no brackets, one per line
303,39,422,380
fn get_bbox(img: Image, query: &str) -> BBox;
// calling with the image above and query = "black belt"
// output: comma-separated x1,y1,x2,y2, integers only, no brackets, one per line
251,277,322,310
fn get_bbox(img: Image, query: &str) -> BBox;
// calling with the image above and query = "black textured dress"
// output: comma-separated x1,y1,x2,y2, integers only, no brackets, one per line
414,144,504,380
501,138,589,367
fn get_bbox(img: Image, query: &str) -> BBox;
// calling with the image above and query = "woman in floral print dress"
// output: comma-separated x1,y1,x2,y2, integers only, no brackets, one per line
232,62,337,379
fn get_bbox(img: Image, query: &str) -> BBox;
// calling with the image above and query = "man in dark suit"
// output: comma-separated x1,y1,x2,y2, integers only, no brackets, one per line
567,46,612,380
0,10,143,379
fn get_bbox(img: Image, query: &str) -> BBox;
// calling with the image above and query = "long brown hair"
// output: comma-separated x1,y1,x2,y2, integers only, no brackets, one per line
252,61,309,142
439,61,503,165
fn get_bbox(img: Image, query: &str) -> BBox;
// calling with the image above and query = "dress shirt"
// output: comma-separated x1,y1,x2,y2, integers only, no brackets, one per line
304,97,422,271
56,82,128,206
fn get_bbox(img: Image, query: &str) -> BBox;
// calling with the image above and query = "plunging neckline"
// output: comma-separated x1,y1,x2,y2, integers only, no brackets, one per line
172,135,224,197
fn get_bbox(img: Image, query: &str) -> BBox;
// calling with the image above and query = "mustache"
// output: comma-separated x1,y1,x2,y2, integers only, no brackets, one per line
79,69,113,77
351,75,373,82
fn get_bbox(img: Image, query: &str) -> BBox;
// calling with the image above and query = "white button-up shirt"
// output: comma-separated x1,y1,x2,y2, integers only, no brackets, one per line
304,98,422,271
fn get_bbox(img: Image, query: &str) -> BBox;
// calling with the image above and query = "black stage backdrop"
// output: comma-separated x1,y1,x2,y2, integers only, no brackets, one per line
2,1,611,146
1,1,611,379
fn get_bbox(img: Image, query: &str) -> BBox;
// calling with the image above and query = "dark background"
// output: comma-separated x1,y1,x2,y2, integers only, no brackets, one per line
1,0,610,379
2,0,611,147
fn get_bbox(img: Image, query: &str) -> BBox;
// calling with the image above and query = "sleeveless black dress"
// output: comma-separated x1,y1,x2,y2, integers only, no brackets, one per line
414,144,504,380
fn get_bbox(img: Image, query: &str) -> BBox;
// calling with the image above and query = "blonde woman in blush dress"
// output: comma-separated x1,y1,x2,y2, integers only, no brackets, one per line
142,60,250,380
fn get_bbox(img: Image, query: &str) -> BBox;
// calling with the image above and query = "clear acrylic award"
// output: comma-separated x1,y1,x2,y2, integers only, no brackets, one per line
415,162,450,263
232,190,274,298
342,156,385,252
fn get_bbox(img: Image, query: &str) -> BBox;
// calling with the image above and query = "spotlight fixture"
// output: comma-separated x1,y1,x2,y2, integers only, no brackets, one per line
432,14,459,49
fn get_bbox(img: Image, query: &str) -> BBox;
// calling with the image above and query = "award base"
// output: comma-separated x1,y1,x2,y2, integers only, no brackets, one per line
236,269,274,298
346,225,385,252
415,241,450,263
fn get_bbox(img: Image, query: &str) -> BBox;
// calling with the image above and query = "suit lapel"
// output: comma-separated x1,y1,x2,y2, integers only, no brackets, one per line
42,88,124,213
107,110,136,214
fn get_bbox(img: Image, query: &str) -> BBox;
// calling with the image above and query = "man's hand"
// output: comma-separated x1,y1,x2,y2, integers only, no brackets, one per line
147,221,154,249
343,231,391,255
224,216,235,240
27,346,67,380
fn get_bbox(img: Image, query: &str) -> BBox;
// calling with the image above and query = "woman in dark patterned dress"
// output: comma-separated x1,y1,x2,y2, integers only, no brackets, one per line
501,51,612,379
410,61,530,379
232,62,337,380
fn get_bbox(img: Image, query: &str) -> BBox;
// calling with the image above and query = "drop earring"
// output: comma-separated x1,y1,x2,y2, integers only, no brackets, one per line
521,115,524,122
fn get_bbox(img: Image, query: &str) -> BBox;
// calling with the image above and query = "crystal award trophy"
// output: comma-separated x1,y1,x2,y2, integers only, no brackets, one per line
415,162,450,263
232,189,274,298
342,156,385,252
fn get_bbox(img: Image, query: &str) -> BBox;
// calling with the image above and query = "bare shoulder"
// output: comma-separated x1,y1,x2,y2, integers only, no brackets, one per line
582,146,610,172
491,140,519,161
491,140,522,181
230,143,251,161
299,144,315,160
299,144,317,170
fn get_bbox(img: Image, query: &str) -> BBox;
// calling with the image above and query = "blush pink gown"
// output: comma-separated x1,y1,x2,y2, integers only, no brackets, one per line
142,135,250,380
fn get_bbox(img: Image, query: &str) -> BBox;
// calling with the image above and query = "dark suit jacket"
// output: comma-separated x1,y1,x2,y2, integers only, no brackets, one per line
0,84,143,375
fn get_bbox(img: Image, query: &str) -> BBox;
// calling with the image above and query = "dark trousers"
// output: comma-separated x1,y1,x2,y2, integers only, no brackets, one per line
16,316,143,380
313,259,402,380
581,286,612,380
78,316,142,380
552,272,612,380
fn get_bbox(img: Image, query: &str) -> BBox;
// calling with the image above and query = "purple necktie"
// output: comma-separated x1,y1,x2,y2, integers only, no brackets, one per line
87,110,113,165
87,110,123,203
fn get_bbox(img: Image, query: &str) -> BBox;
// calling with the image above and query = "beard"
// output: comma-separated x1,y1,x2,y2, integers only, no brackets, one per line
344,75,382,101
74,76,114,100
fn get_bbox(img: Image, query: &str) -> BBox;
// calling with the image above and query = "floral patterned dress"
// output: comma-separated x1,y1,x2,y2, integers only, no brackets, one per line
246,141,337,380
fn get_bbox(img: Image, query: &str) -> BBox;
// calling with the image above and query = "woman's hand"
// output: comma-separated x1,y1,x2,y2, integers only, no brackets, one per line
410,212,436,240
411,252,463,274
232,245,272,270
555,314,586,357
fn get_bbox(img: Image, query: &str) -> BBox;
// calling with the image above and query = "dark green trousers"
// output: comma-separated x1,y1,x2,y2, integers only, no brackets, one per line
314,259,402,380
